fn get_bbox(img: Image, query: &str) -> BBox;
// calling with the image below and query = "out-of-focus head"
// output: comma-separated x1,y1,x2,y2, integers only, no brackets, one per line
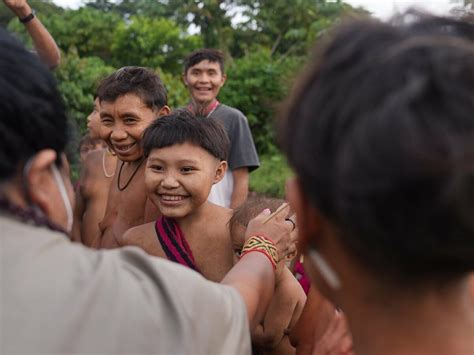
86,97,101,139
229,197,288,254
0,29,74,233
280,12,474,287
78,134,106,163
0,29,68,183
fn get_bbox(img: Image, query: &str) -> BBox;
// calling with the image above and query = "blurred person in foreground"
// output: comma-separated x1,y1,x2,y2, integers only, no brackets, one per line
0,29,295,354
280,11,474,355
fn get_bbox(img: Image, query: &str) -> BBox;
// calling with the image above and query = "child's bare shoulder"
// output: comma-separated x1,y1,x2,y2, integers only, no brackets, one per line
119,221,155,247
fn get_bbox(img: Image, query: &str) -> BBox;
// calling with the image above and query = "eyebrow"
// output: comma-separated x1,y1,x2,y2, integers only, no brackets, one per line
148,157,199,164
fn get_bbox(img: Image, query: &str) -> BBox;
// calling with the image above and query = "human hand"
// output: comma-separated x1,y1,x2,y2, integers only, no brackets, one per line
245,205,297,264
3,0,31,18
312,311,354,355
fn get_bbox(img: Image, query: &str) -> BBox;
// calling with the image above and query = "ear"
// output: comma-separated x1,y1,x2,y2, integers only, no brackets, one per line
157,105,171,117
220,73,227,87
213,160,227,184
182,73,188,87
25,149,57,215
286,176,321,251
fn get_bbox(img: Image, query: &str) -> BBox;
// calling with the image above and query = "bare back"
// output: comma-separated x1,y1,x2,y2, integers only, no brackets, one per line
100,159,160,249
120,202,234,282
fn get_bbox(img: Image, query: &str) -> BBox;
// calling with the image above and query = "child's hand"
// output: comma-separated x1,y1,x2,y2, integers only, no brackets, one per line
311,311,354,355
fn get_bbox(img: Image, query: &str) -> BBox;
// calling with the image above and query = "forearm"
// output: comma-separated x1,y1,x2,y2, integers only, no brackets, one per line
221,252,275,330
25,18,61,69
230,167,249,208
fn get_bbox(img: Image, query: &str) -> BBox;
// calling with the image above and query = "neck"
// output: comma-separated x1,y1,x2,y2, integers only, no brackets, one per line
190,99,218,116
342,276,474,355
175,201,212,229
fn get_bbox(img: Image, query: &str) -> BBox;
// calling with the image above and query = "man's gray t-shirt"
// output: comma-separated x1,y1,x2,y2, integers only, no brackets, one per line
207,104,260,207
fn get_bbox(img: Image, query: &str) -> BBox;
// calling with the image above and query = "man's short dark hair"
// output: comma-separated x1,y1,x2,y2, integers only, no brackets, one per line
183,49,225,74
142,109,229,161
0,29,68,181
279,12,474,283
97,66,167,110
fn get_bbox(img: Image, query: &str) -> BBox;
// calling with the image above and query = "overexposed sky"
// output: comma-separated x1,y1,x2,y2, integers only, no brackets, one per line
53,0,464,19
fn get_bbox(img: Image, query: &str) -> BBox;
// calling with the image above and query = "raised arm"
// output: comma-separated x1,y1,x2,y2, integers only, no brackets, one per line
3,0,61,69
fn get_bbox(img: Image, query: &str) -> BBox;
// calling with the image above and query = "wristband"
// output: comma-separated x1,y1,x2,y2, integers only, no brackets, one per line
19,10,35,24
240,235,279,270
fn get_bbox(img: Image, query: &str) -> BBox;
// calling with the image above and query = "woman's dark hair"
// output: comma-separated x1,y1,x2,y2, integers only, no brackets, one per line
142,109,229,161
97,66,167,110
279,12,474,282
0,30,68,182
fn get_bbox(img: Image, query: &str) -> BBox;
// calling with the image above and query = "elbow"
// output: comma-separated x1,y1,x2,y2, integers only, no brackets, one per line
253,331,284,350
46,51,61,70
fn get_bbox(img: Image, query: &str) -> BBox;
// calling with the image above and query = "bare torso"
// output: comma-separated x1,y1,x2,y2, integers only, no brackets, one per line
73,149,116,248
120,203,234,282
100,159,160,249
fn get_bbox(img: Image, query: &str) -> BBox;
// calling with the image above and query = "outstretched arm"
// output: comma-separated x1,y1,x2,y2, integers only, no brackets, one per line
3,0,61,69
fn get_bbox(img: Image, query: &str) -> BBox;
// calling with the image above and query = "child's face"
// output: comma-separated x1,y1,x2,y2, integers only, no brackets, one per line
86,98,101,140
184,60,226,105
99,94,160,162
145,142,226,219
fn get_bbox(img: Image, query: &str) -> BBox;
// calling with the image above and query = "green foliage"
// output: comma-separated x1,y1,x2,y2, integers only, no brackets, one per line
111,16,202,74
54,51,115,135
158,71,190,109
249,154,292,198
219,48,300,155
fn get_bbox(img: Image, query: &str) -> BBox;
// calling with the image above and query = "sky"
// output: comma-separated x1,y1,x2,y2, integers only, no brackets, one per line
53,0,464,19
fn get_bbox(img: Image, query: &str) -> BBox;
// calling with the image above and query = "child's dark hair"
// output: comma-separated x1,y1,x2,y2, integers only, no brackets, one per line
229,197,289,231
184,48,225,74
78,134,104,153
279,12,474,283
142,109,229,161
97,66,167,110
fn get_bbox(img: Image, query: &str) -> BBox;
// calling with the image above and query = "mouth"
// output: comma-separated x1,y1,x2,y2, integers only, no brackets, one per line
112,143,136,154
195,87,212,93
158,194,189,206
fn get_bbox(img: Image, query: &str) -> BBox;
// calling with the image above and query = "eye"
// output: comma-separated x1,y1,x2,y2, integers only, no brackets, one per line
180,166,195,173
124,117,137,124
148,165,163,172
234,249,242,258
100,117,113,125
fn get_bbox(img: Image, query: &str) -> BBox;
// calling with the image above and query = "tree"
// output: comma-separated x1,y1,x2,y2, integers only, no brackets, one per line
110,16,202,74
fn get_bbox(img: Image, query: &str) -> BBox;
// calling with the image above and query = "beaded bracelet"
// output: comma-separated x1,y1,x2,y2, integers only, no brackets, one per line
240,235,279,270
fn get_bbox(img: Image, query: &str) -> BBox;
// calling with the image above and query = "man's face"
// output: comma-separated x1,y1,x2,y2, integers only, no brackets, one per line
99,94,158,162
86,98,101,140
184,60,226,105
145,142,226,219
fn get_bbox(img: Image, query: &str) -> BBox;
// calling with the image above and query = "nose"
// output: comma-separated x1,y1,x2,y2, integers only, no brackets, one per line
161,173,180,189
198,73,209,83
110,127,127,141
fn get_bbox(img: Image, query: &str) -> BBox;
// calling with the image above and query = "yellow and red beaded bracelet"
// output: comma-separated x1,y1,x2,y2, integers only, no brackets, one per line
240,234,279,270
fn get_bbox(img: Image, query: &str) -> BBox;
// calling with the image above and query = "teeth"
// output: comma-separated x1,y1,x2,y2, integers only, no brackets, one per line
161,195,184,201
